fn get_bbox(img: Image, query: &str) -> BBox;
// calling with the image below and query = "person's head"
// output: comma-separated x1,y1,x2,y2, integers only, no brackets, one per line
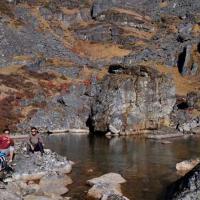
3,128,10,135
31,127,38,135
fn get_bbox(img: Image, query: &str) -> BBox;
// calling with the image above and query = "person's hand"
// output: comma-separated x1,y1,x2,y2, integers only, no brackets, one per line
31,145,34,150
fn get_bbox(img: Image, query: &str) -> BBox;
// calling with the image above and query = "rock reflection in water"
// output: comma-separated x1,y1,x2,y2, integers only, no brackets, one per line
44,134,200,200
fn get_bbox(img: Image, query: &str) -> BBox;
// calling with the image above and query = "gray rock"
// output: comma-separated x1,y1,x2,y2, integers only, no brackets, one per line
87,173,126,200
178,117,200,133
88,182,122,199
87,173,126,186
19,83,93,132
102,194,129,200
191,63,199,76
165,162,200,200
75,24,114,42
39,174,70,196
187,92,200,109
90,66,176,134
0,190,22,200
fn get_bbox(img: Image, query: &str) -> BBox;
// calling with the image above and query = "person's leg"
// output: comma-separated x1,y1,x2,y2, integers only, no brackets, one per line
34,142,44,155
27,143,34,154
8,146,14,163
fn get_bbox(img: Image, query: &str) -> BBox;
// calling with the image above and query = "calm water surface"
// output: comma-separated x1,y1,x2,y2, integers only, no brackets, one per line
44,134,200,200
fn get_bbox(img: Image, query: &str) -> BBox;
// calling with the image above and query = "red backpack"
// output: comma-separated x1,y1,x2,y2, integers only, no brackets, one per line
0,135,11,149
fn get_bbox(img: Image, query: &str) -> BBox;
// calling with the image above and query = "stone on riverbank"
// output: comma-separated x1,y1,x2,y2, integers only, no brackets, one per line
87,173,126,186
87,173,128,200
0,144,73,200
165,162,200,200
176,158,200,175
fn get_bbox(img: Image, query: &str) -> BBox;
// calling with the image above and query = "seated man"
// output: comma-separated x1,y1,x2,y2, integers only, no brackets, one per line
27,127,45,156
0,129,14,163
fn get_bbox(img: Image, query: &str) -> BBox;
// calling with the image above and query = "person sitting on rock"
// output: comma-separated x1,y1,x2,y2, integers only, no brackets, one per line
0,129,15,163
27,127,45,156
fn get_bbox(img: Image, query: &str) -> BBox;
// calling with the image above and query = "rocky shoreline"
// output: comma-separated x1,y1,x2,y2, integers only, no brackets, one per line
0,141,73,200
0,140,130,200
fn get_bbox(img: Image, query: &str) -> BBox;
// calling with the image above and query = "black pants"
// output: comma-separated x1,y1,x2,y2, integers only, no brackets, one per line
27,142,44,154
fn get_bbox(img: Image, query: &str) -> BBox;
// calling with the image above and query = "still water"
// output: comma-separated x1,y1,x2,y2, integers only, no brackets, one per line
44,134,200,200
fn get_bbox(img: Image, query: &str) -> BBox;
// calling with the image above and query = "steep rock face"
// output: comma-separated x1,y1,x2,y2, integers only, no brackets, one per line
0,0,199,131
165,162,200,200
18,82,96,132
90,66,176,134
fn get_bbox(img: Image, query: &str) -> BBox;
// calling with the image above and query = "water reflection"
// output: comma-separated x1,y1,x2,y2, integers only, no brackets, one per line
44,134,200,200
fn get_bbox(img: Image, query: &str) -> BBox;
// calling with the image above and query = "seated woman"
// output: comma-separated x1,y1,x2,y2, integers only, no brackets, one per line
27,127,45,156
0,129,14,163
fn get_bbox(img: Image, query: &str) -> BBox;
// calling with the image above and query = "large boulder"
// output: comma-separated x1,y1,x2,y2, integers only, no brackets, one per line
89,66,176,134
87,173,127,200
165,162,200,200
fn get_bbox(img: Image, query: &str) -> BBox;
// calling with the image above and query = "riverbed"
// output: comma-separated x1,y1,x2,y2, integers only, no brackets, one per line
44,134,200,200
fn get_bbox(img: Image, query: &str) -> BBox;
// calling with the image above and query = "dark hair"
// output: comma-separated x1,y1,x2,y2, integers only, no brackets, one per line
31,127,38,133
3,128,10,134
31,127,37,131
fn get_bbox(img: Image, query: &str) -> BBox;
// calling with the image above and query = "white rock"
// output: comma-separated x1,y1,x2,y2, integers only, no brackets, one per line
87,173,126,186
176,158,200,173
109,125,120,135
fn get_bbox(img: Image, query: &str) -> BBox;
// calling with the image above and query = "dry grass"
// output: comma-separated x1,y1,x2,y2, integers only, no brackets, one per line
122,26,156,40
97,67,109,80
141,61,200,96
13,55,33,61
0,0,14,17
61,7,79,15
0,65,22,75
159,1,168,8
0,85,18,94
72,40,130,60
45,57,75,67
192,24,200,36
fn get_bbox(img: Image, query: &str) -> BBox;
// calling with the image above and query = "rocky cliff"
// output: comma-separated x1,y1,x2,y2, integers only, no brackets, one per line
0,0,199,133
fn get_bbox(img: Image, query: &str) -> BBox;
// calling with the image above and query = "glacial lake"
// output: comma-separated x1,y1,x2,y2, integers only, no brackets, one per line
44,134,200,200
